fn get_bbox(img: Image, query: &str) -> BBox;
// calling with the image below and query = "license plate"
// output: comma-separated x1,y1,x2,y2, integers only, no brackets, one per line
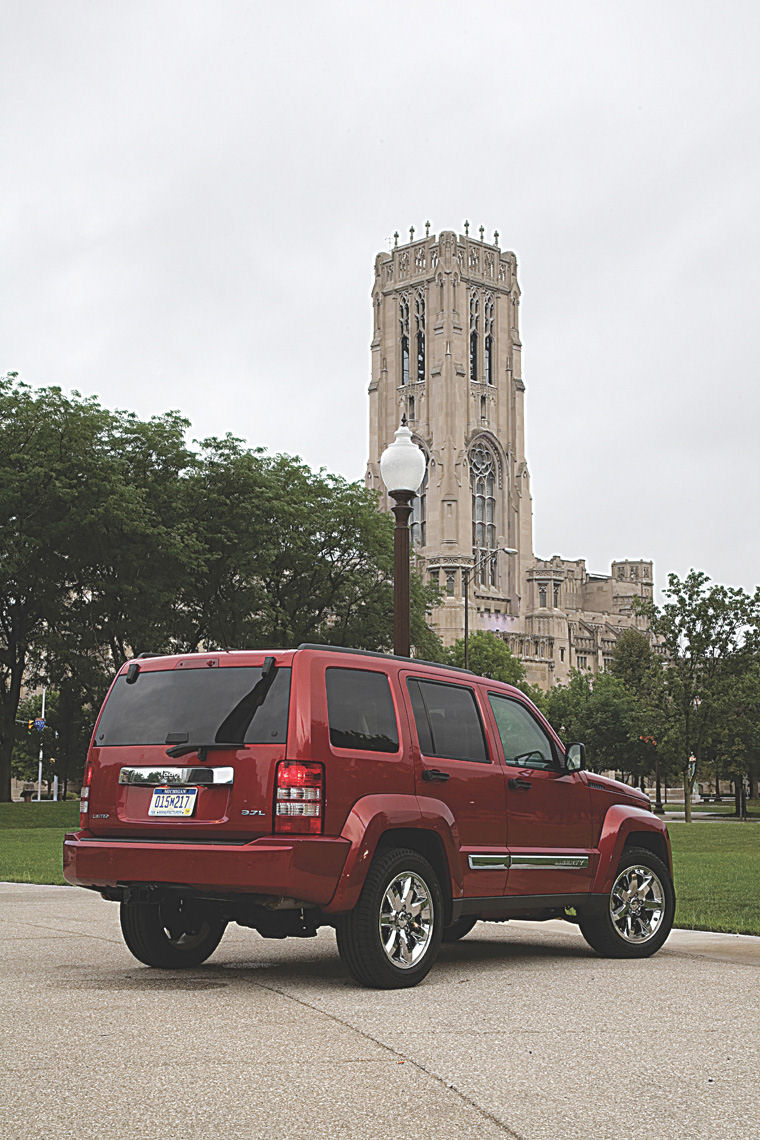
148,787,198,817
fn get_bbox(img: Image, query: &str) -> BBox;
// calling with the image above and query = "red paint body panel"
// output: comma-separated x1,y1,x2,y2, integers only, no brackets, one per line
63,830,349,906
592,805,672,894
323,793,463,914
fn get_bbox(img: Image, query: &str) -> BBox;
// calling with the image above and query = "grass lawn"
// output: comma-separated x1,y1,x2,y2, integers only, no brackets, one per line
0,804,758,936
0,801,78,886
668,820,760,936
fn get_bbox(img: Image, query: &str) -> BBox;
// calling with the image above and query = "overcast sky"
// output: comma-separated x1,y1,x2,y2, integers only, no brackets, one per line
2,1,759,596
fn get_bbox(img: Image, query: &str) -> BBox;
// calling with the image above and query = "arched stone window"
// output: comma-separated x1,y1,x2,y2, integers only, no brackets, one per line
469,441,497,586
410,447,428,548
415,290,425,382
484,293,494,385
469,290,479,382
399,293,410,385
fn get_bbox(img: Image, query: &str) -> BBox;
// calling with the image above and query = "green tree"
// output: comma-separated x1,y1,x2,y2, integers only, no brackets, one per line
0,375,203,800
182,439,442,657
543,670,644,776
0,378,445,800
0,376,117,800
609,628,674,803
448,630,525,684
638,570,759,821
697,649,760,816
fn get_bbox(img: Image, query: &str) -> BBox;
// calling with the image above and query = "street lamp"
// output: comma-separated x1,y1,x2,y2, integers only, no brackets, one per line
463,547,518,670
380,418,426,657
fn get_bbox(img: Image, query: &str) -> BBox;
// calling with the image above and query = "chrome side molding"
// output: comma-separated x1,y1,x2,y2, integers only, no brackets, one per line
468,854,510,871
118,766,234,787
468,853,590,871
510,854,589,870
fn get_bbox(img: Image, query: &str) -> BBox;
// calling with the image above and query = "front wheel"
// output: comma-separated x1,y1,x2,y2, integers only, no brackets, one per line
120,896,227,968
577,847,675,958
336,847,443,988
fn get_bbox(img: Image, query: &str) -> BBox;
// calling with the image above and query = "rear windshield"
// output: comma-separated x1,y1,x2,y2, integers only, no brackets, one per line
94,666,291,747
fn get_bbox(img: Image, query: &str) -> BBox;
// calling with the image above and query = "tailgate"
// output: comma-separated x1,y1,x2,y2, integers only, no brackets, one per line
87,743,284,840
86,657,291,841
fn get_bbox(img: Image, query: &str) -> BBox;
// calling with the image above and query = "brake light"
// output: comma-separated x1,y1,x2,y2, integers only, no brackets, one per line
275,761,323,834
79,759,93,827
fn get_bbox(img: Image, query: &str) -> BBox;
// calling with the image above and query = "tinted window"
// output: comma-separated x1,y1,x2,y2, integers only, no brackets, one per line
326,668,399,753
408,679,488,763
487,694,555,769
95,667,291,746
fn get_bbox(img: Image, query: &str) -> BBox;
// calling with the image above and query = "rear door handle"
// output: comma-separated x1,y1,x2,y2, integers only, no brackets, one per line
422,768,450,782
508,777,532,791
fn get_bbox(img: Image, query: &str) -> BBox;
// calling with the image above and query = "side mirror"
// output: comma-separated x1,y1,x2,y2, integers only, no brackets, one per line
566,743,586,772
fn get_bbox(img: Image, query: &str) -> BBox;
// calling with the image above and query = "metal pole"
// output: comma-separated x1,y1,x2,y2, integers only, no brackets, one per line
36,686,46,802
465,551,492,670
390,491,414,657
463,568,470,670
654,750,663,814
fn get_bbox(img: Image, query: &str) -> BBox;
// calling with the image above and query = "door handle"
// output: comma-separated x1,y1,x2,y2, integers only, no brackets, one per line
422,768,450,782
508,777,532,791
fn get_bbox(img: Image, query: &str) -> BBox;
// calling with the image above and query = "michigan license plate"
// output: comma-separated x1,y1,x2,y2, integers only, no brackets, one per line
148,787,198,817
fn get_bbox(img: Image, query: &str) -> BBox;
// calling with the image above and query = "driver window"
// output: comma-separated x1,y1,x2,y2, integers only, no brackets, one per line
487,694,556,770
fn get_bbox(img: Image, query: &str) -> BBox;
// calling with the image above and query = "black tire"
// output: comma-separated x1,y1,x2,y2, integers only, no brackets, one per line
336,847,443,989
577,846,675,959
442,916,477,942
120,896,227,969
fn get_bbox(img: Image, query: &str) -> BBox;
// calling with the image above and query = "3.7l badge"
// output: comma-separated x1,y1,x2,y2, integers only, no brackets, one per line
241,809,265,816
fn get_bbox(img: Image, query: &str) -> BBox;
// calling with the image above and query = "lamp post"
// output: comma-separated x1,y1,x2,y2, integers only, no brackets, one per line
463,547,518,670
380,419,426,658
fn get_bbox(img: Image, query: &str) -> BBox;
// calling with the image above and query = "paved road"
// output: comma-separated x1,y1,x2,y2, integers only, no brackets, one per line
1,884,759,1140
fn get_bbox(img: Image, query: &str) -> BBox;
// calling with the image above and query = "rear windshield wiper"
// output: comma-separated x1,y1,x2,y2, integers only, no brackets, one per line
165,743,238,761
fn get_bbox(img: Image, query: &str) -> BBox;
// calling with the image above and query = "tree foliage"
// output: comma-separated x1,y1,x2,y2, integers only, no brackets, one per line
448,630,525,685
0,375,441,800
541,573,760,813
637,570,760,818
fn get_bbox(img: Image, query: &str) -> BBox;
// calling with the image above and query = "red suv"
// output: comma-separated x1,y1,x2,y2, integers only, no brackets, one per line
64,644,675,988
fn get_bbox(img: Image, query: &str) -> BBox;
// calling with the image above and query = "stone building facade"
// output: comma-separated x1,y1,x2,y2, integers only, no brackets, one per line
365,225,653,688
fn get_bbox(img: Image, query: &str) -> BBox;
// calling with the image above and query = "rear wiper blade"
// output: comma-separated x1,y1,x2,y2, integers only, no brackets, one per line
165,743,240,761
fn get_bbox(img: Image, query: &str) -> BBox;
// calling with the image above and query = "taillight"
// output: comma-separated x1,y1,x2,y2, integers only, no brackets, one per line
275,761,323,835
79,759,93,827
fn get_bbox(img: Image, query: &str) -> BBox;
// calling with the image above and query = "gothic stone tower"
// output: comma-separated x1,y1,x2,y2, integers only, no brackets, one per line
366,225,535,645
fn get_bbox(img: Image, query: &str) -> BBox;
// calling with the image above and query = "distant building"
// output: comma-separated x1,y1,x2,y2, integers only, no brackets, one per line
365,225,652,687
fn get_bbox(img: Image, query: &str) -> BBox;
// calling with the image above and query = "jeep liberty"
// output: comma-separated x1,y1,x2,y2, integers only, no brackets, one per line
63,644,675,988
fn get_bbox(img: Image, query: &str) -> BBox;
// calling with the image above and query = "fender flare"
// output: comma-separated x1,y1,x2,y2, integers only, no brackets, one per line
322,793,462,914
592,805,672,895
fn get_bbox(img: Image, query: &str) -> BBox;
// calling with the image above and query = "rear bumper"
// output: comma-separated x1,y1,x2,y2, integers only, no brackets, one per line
63,831,350,907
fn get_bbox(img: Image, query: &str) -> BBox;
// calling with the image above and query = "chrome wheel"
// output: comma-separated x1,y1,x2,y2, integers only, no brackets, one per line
336,848,443,988
609,864,666,944
378,871,435,970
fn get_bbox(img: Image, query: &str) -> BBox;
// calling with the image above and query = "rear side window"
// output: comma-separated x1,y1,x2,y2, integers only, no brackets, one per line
95,667,291,746
487,694,556,769
326,668,399,753
407,678,488,763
